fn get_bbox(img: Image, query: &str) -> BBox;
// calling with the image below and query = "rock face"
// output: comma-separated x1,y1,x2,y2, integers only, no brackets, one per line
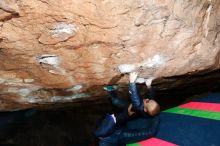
0,0,220,110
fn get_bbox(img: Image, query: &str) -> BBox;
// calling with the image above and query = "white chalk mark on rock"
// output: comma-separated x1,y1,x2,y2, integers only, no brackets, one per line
0,78,5,84
118,64,137,73
142,54,164,68
64,93,90,100
35,54,74,84
49,69,65,75
36,54,59,65
26,96,41,103
50,22,77,38
24,79,34,83
118,54,165,74
66,85,83,92
39,22,78,44
136,77,146,83
26,93,90,103
203,4,212,37
18,88,32,97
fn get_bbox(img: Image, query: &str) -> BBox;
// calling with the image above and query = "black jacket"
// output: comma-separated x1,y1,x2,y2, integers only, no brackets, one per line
118,83,159,144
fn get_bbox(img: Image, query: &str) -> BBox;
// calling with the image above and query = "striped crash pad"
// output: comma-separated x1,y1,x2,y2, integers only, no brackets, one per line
127,93,220,146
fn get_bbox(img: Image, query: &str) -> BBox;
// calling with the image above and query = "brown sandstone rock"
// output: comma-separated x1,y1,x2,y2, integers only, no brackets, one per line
0,0,220,110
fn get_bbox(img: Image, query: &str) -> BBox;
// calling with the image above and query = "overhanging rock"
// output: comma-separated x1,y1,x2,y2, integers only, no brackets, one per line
0,0,220,111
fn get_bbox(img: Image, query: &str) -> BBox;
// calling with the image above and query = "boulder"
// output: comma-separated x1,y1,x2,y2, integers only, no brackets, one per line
0,0,220,110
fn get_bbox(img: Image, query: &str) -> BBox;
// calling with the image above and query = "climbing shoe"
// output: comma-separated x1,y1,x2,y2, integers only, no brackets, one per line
103,85,118,92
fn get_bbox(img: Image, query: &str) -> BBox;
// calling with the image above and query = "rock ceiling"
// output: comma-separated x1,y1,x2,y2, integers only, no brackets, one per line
0,0,219,110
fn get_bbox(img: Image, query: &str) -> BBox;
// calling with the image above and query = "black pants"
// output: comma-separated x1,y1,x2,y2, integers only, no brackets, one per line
108,91,128,110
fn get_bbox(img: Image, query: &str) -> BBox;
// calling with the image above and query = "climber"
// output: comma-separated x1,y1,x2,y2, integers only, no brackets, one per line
94,72,160,146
